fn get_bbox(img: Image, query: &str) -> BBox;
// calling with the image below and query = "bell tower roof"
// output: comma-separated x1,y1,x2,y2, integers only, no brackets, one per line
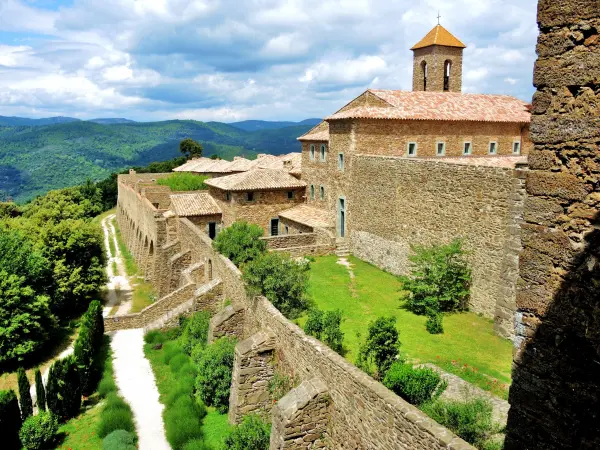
410,24,466,50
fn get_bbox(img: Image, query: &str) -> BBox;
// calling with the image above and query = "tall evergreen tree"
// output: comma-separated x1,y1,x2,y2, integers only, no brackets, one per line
46,356,81,421
34,368,46,412
0,389,22,449
16,367,33,420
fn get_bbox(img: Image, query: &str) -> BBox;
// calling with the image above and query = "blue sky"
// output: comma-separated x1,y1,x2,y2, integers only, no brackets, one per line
0,0,539,122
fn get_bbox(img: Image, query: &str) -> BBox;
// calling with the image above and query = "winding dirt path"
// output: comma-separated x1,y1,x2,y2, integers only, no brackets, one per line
101,214,133,316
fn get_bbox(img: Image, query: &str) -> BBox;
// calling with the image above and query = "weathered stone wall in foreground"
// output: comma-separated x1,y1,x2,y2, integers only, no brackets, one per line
350,155,525,338
505,1,600,448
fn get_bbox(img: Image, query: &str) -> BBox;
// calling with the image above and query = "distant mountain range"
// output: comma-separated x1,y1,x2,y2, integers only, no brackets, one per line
0,117,321,202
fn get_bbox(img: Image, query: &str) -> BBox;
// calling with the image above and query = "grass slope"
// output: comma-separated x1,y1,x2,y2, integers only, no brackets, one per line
303,256,513,397
0,119,312,202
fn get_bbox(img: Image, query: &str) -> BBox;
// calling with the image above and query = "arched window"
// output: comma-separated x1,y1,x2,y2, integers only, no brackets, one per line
320,144,326,161
310,185,315,200
319,185,325,200
444,60,452,91
310,144,315,160
421,61,428,91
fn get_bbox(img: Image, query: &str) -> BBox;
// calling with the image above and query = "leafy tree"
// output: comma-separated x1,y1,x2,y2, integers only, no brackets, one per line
19,411,59,450
179,138,203,159
23,186,103,224
181,311,211,355
0,229,51,294
399,239,471,316
0,389,22,449
34,368,46,412
213,221,267,267
46,356,81,421
243,252,311,318
17,367,33,420
356,316,401,378
304,308,324,339
193,338,236,413
0,272,57,365
40,220,106,315
223,414,271,450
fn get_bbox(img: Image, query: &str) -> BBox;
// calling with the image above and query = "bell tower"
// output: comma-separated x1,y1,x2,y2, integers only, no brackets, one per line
411,24,466,92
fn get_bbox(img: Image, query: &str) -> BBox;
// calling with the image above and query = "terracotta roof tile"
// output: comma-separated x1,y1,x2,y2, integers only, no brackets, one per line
298,121,329,142
279,205,333,228
411,24,466,50
170,192,222,216
326,90,531,123
173,153,301,174
205,168,306,192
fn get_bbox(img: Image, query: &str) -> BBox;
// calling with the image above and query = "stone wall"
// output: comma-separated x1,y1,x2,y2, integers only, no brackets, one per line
350,155,525,333
505,1,600,448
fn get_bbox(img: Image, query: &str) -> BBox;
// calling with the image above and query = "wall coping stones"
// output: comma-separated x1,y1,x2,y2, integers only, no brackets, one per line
236,330,276,356
276,377,329,422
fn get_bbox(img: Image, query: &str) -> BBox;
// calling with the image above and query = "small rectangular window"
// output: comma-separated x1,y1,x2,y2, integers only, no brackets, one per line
246,192,254,202
287,191,294,199
310,185,315,200
310,145,315,161
407,142,417,157
225,192,230,201
284,225,289,235
338,153,344,171
319,186,325,200
436,142,445,156
463,142,472,155
513,141,521,154
489,142,497,155
320,144,326,161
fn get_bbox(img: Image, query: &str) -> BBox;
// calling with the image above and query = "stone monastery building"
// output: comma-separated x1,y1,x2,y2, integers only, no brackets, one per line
117,24,532,341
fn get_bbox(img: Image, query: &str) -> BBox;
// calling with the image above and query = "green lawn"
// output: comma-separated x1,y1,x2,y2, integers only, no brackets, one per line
57,401,103,450
302,256,512,397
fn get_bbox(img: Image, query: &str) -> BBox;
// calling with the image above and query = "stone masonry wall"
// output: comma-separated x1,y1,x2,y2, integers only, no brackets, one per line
412,46,463,93
350,155,524,331
505,1,600,448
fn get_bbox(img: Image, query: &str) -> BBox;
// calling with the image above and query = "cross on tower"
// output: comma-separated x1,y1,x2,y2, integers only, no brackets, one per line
437,11,441,25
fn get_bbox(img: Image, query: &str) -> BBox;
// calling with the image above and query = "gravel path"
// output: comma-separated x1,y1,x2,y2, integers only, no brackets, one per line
110,329,170,450
102,214,133,317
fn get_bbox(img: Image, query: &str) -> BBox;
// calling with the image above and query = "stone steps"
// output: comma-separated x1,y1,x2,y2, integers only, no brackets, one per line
335,242,350,257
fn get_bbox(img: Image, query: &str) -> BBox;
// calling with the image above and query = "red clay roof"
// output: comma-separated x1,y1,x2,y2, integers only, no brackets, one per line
169,192,222,216
279,205,333,228
205,168,306,192
326,90,531,123
297,121,329,142
411,24,466,50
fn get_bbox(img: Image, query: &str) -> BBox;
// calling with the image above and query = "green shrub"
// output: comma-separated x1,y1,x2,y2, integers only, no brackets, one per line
98,376,117,398
19,411,59,450
243,252,311,318
102,429,137,450
164,326,184,340
223,414,271,450
422,398,501,448
304,308,324,339
144,330,165,345
181,311,211,355
0,389,22,449
163,341,185,365
75,300,105,394
17,367,33,420
356,316,401,378
268,372,296,402
194,338,236,413
157,173,209,192
170,354,190,373
97,396,136,439
212,221,267,266
399,239,471,317
322,309,344,353
182,439,211,450
164,396,204,450
383,362,447,405
46,355,81,421
425,312,444,334
34,368,46,412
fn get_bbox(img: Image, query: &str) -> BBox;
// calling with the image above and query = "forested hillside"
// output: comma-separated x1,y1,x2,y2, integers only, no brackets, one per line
0,119,316,202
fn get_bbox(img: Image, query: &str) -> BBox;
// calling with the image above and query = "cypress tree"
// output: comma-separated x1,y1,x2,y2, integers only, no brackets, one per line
0,389,22,449
74,323,95,395
46,356,81,421
16,367,33,420
89,300,104,349
34,368,46,412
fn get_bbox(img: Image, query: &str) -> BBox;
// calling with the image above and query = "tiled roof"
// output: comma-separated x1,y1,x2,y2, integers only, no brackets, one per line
297,121,329,142
279,205,333,229
326,90,531,123
169,192,222,216
411,24,466,50
205,168,307,192
173,153,301,174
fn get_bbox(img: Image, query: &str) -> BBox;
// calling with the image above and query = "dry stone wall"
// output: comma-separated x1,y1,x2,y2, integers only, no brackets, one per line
505,1,600,448
349,155,524,334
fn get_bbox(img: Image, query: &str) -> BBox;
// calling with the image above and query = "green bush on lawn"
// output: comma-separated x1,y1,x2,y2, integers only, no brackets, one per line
383,362,447,405
102,429,137,450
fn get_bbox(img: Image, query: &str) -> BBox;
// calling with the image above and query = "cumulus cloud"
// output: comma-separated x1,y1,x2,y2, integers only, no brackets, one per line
0,0,538,121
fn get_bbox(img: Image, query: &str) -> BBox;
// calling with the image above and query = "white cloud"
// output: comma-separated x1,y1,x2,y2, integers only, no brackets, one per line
0,0,539,121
